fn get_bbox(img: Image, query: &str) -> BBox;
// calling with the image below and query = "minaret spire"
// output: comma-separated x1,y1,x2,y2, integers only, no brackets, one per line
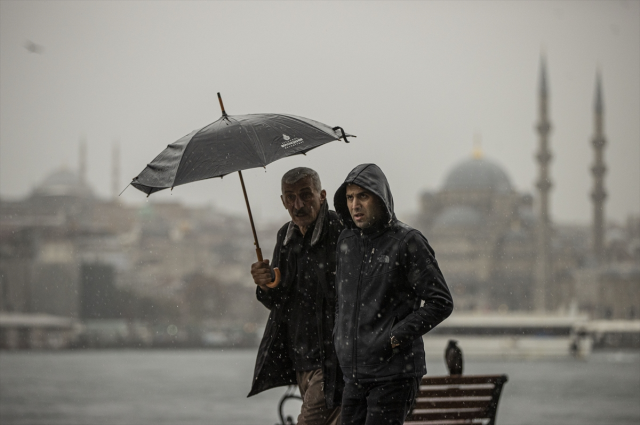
472,132,483,159
539,55,548,97
591,70,607,263
534,54,553,311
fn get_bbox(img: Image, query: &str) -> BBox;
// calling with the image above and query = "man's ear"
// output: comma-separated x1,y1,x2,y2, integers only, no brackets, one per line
320,189,327,204
281,194,287,209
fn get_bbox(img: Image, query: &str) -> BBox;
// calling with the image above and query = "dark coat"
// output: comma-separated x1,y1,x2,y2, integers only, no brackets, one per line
247,202,344,408
333,164,454,383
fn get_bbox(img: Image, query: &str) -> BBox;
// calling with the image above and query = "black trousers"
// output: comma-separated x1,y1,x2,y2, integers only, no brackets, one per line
340,377,420,425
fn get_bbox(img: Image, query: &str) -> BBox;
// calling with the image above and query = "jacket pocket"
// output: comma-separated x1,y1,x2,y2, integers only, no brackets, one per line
360,317,396,365
385,316,400,362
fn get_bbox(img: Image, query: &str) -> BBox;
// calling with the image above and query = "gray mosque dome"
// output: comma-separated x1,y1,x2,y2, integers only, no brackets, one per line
432,206,483,230
442,156,512,193
32,168,94,198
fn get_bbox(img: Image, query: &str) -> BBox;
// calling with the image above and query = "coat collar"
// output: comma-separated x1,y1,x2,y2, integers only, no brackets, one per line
283,201,328,247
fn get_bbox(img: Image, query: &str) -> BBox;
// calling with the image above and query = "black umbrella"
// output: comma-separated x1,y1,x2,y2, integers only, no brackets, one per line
130,93,353,286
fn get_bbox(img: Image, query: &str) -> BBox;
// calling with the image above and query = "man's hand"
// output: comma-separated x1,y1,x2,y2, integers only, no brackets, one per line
391,335,400,348
251,259,273,291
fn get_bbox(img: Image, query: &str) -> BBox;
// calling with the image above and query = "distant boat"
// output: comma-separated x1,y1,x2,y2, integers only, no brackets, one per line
424,313,594,359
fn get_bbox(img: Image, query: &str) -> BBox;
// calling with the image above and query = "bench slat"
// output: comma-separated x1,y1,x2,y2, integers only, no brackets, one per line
406,374,508,425
421,375,507,385
413,400,491,409
403,420,478,425
417,388,495,397
407,409,489,421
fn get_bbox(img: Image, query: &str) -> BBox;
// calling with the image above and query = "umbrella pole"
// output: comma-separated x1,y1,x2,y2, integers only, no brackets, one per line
237,170,263,260
237,167,281,288
218,92,279,287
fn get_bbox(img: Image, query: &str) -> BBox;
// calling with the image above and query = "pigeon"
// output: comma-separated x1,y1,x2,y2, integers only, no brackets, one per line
445,339,463,375
24,40,44,54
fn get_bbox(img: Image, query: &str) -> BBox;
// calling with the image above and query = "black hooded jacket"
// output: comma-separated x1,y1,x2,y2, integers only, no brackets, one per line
333,164,453,383
248,201,344,408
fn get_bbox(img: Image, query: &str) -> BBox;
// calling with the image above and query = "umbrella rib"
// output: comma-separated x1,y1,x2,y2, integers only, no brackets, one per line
279,114,341,139
241,119,268,165
170,123,220,189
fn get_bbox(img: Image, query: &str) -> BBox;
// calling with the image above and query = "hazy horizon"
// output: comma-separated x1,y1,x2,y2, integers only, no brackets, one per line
1,1,638,226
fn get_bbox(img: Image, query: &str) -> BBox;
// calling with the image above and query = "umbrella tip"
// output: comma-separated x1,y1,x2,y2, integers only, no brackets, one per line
118,183,131,197
217,92,227,116
333,126,350,143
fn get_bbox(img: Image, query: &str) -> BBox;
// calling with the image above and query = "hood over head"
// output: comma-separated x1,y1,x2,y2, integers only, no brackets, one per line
334,163,396,229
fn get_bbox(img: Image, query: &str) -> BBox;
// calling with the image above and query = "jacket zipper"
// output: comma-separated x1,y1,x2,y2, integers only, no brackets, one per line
352,232,367,381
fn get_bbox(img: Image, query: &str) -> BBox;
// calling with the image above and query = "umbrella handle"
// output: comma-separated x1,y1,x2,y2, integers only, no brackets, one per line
256,247,281,288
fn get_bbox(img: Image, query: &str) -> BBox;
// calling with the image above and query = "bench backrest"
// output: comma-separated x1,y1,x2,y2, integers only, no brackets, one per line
405,374,508,425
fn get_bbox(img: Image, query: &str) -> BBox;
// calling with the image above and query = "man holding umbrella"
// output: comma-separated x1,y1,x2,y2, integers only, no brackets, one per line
248,167,344,425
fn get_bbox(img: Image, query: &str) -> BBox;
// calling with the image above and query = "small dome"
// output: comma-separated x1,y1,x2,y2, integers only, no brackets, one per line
432,206,482,229
32,168,93,198
442,157,512,193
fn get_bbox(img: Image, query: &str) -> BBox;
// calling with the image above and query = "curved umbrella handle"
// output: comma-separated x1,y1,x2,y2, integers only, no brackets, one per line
266,267,281,289
256,247,281,288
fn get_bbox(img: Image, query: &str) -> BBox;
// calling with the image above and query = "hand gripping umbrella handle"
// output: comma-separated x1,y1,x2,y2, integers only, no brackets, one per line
256,247,281,289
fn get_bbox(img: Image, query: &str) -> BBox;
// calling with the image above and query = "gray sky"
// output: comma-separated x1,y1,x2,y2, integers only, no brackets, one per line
1,1,638,226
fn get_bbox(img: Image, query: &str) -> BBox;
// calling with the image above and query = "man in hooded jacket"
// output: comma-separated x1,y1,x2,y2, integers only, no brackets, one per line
333,164,454,425
248,167,344,425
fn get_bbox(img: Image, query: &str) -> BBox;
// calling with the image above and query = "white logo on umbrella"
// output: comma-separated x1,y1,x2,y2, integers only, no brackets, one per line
281,133,304,149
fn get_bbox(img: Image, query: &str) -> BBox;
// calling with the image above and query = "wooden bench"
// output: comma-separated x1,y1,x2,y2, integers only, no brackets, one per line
405,374,508,425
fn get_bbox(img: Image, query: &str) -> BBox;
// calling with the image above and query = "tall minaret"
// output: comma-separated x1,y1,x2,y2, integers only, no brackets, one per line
591,71,607,263
112,140,120,201
534,55,553,311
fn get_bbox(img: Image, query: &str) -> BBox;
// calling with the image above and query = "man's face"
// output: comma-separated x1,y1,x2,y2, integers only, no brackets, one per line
345,184,385,229
281,177,326,231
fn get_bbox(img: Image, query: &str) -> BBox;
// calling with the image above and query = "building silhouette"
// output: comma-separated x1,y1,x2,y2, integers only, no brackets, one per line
1,57,638,350
416,57,639,316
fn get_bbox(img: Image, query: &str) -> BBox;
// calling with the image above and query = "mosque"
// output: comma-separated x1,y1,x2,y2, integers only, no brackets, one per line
415,57,639,316
416,149,539,311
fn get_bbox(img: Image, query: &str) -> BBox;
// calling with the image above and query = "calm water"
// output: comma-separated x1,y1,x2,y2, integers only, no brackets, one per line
1,349,639,425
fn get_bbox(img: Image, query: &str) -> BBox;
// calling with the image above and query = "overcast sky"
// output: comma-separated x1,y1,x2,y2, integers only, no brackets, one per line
1,1,638,226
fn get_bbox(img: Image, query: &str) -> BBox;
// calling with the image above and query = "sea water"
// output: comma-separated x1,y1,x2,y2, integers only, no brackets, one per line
0,349,638,425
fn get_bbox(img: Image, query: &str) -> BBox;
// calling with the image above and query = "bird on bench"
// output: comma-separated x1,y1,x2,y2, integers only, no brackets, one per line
445,339,464,376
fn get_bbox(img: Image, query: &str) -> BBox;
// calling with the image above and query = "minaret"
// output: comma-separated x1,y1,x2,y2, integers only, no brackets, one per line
112,140,120,201
472,132,483,159
534,55,553,311
79,136,87,186
591,71,607,263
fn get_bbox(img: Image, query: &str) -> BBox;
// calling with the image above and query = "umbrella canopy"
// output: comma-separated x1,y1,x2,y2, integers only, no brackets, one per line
129,94,353,288
131,113,350,195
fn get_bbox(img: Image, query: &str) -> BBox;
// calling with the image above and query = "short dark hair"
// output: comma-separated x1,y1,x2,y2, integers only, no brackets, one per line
281,167,322,193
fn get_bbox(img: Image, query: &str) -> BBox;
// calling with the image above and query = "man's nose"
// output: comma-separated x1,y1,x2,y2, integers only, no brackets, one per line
293,196,304,209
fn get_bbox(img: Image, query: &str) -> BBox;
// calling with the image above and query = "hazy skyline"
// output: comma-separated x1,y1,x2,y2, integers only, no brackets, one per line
1,1,638,226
